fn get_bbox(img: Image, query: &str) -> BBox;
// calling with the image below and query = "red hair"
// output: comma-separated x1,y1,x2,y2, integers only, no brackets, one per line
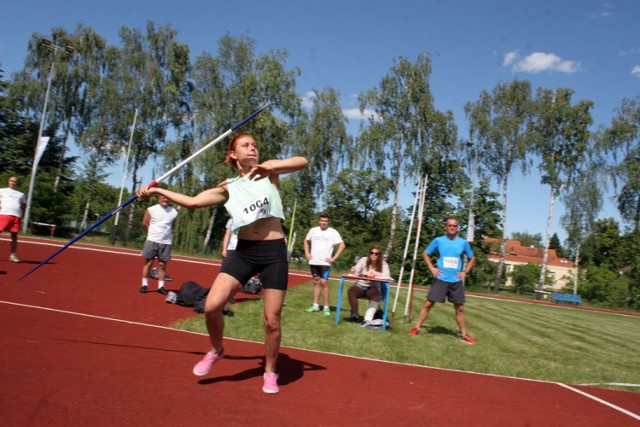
225,133,253,165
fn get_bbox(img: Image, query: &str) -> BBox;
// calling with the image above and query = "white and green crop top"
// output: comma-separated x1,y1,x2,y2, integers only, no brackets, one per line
224,176,285,232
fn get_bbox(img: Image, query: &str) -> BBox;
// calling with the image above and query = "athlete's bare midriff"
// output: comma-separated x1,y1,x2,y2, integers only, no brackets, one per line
237,217,285,241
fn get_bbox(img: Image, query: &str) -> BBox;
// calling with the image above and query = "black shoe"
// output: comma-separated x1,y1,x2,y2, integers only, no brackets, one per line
158,288,168,295
139,286,147,294
349,315,361,323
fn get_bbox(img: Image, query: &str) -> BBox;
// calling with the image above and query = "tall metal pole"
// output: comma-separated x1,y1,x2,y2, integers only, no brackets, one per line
23,60,54,234
114,109,138,227
466,138,479,242
23,37,74,234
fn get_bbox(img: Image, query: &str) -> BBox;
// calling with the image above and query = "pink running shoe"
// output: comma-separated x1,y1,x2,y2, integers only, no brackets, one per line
193,348,225,376
459,333,476,345
262,372,279,394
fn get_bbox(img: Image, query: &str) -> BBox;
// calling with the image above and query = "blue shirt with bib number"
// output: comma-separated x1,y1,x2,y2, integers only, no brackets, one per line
425,236,474,283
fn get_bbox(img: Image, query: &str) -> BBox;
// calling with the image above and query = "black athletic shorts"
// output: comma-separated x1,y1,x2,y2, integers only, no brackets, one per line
309,265,331,280
220,238,288,291
427,278,466,304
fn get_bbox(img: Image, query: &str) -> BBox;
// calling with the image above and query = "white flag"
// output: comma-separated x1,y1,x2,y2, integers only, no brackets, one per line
34,136,50,168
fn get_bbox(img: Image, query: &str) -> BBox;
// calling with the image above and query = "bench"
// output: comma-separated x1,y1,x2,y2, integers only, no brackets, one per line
30,221,56,237
534,290,552,300
552,292,582,305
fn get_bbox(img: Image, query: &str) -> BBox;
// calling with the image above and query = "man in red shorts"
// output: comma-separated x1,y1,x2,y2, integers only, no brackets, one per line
0,176,27,263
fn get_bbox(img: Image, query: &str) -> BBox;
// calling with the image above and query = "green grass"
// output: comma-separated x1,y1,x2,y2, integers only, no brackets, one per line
174,279,640,393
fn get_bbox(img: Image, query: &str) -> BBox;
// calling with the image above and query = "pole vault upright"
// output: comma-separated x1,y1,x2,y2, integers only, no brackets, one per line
392,176,423,316
287,198,297,259
403,174,428,321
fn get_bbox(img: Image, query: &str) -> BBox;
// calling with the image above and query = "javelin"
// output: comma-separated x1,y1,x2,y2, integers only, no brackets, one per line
19,103,271,281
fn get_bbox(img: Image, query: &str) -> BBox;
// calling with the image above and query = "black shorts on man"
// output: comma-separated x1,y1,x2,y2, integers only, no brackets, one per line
426,278,465,304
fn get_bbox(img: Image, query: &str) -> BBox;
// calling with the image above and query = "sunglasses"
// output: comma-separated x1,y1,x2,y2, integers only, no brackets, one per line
369,251,380,255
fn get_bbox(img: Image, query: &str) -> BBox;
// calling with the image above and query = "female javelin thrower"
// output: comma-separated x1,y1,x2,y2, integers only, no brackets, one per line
137,133,308,394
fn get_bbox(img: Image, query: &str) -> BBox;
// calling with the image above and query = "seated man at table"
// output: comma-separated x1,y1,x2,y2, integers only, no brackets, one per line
347,245,390,325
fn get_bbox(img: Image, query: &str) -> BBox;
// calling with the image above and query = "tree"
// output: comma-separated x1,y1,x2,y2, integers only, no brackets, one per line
548,233,565,258
454,178,502,289
106,23,191,243
511,263,541,294
580,218,623,269
182,33,304,253
456,178,502,242
603,96,640,233
10,26,110,192
561,164,603,294
580,264,628,307
74,152,111,230
323,168,393,266
465,80,536,291
302,87,350,193
358,53,457,259
2,64,79,229
533,87,593,292
0,67,35,176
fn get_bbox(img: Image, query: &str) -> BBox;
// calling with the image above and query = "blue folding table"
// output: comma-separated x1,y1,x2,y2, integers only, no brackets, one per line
334,274,391,331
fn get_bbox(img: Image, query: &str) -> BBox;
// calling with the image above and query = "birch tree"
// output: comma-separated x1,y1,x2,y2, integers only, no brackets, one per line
600,96,640,304
107,22,189,243
358,53,456,258
533,87,593,291
561,165,603,295
465,80,535,291
185,34,303,253
603,96,640,232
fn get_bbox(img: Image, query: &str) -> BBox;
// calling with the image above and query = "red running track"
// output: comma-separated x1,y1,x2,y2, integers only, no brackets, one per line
1,237,639,426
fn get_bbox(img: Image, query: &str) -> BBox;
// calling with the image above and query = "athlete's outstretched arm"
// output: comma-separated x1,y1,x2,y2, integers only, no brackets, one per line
137,184,228,209
248,156,308,180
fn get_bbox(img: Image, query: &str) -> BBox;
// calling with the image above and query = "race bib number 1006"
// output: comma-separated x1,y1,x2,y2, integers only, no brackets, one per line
442,256,460,270
241,194,271,225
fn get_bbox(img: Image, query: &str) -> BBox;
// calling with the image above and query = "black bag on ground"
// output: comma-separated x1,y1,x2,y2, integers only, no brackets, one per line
176,281,210,311
241,277,262,294
175,280,234,316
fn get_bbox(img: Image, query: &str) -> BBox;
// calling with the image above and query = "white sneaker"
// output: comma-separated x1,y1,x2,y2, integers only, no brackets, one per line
10,254,20,263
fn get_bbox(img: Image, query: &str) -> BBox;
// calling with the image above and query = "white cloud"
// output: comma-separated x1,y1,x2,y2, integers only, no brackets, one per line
619,47,640,57
588,2,613,18
300,91,316,109
507,51,581,74
631,65,640,77
342,107,380,122
503,50,519,66
300,91,380,121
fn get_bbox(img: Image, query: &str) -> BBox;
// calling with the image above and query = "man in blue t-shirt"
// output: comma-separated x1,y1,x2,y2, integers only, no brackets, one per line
410,216,477,344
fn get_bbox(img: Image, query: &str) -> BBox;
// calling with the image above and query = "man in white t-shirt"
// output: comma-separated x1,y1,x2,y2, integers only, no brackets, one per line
0,176,27,263
304,214,346,316
221,218,240,303
221,218,238,263
140,195,178,294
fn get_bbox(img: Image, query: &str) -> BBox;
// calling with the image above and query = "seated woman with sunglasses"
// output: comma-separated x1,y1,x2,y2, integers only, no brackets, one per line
347,245,390,324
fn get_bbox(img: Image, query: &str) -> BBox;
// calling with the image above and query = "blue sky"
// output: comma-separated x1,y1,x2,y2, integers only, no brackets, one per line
2,0,638,242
